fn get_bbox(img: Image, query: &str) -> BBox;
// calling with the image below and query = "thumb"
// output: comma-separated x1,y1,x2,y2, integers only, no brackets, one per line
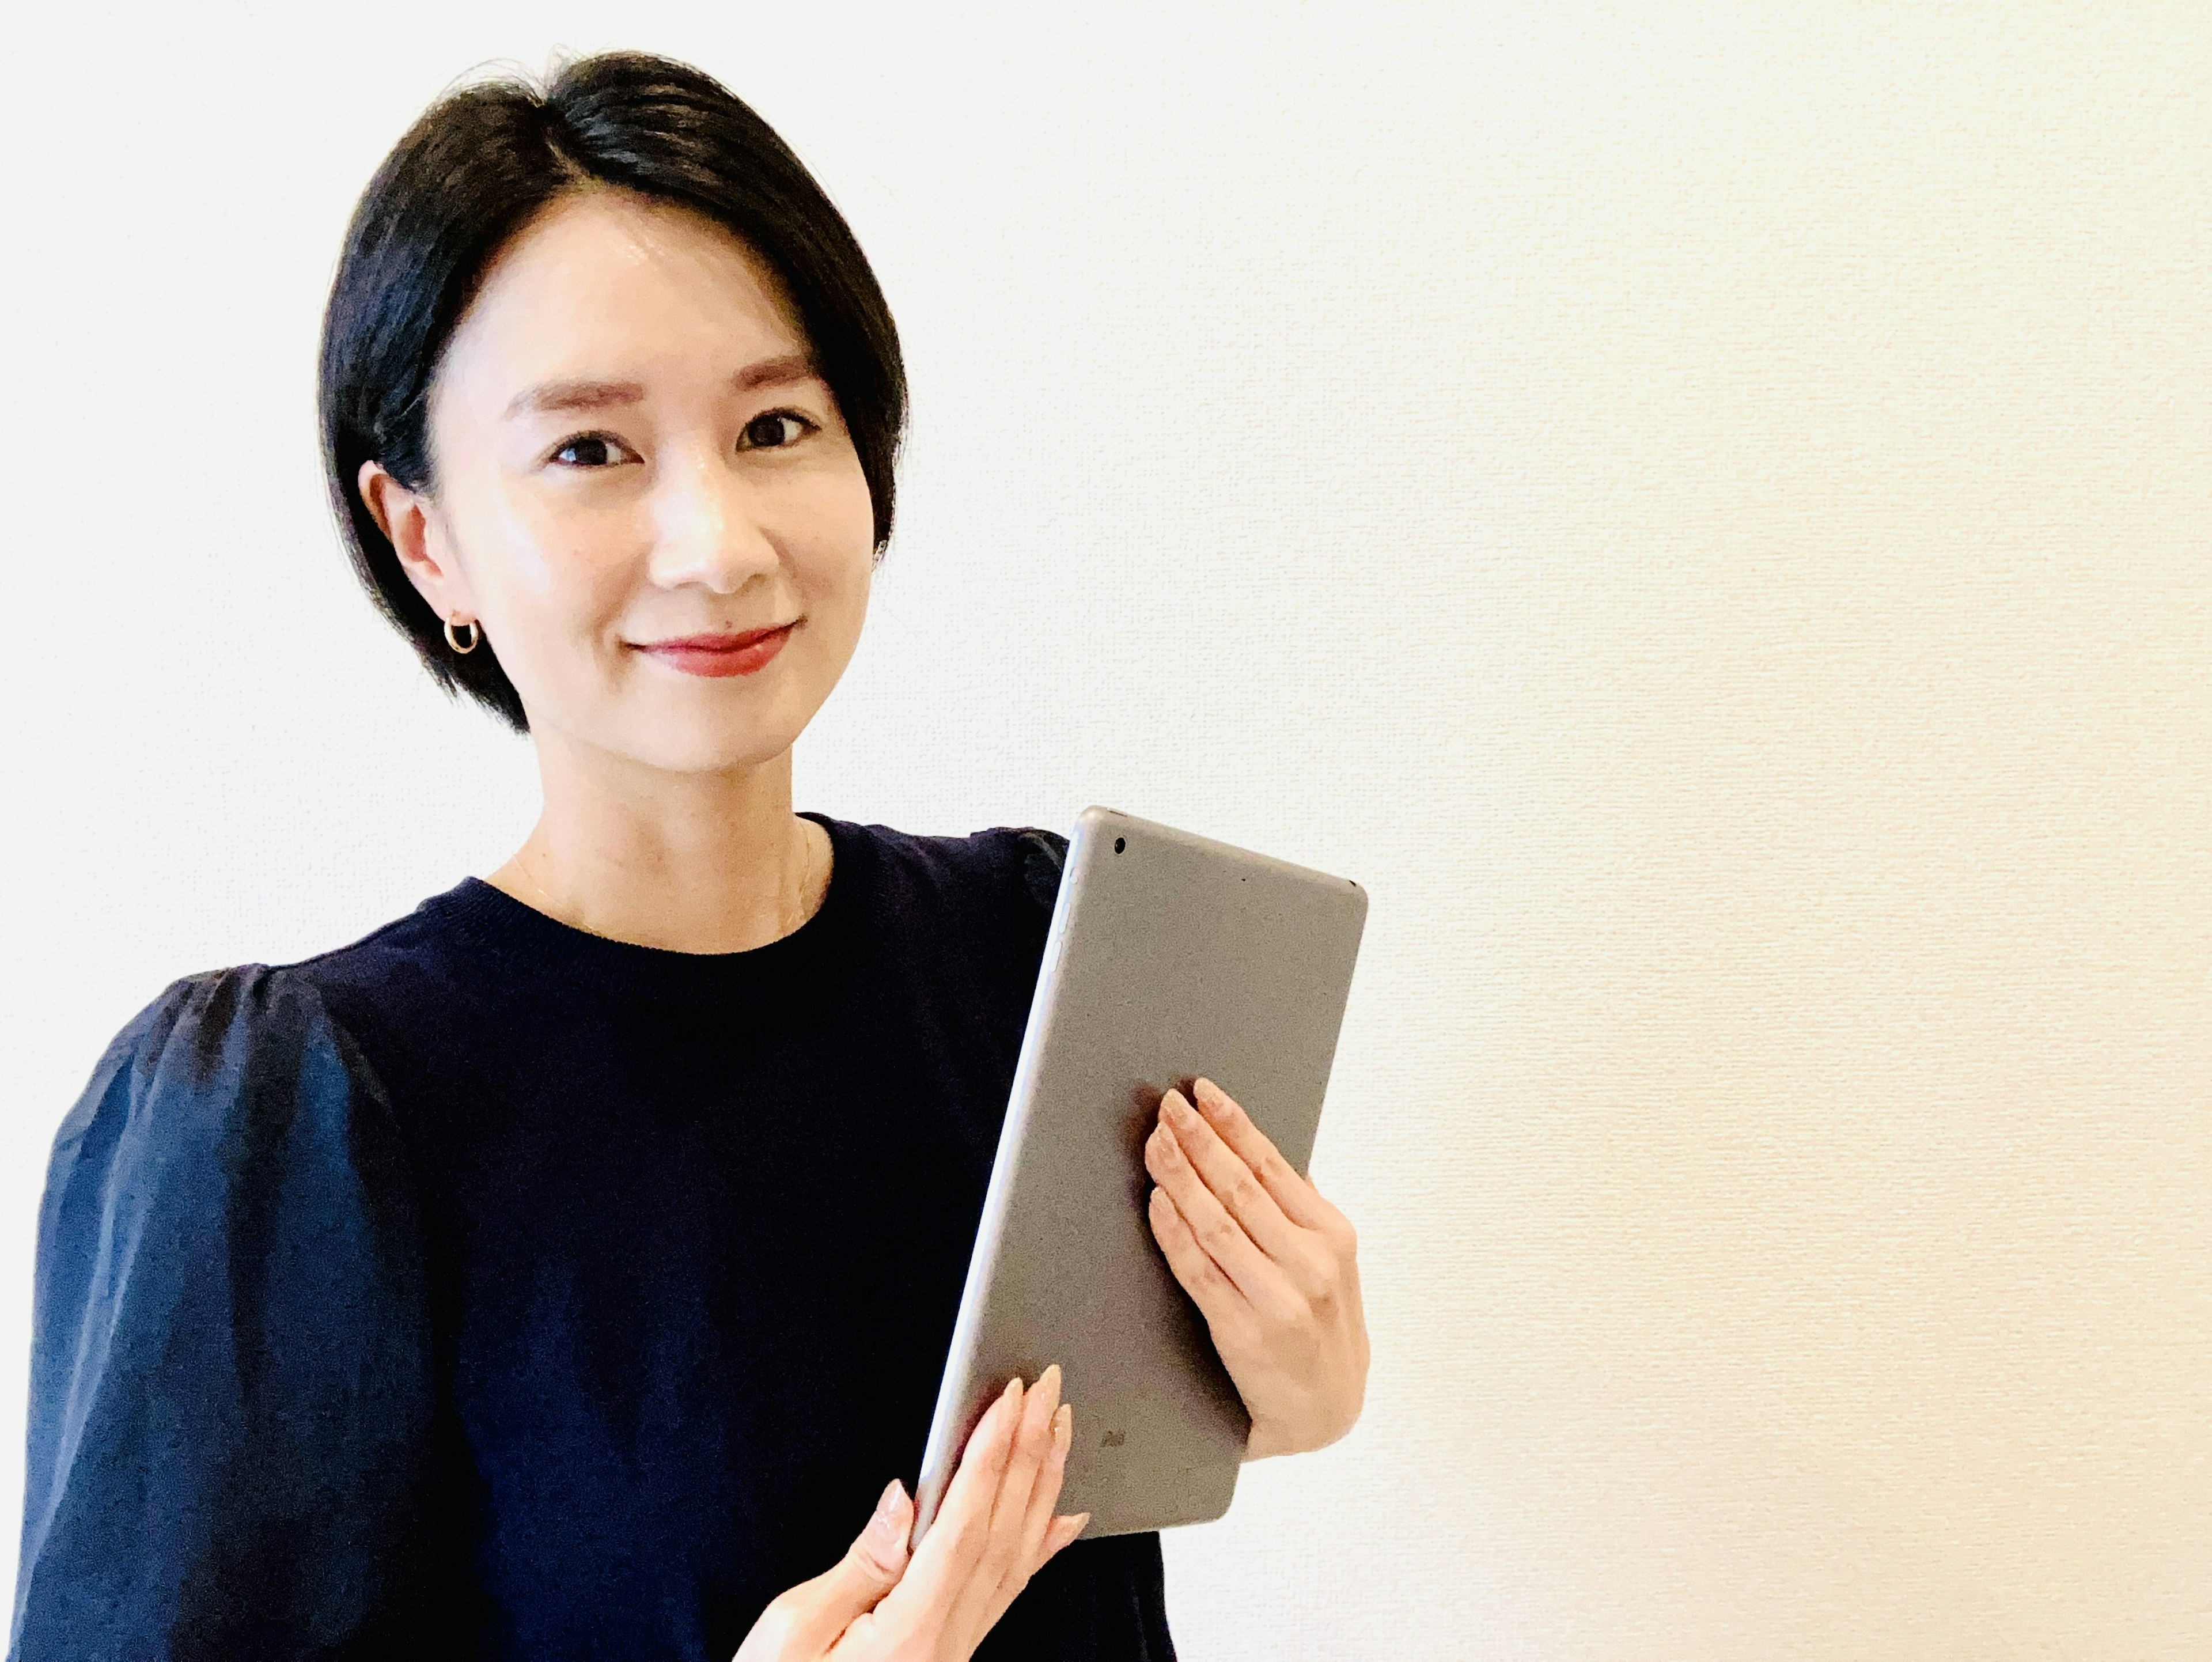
772,1478,912,1655
842,1478,914,1590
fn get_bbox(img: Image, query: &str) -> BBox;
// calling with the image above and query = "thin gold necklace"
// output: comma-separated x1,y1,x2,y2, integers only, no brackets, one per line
511,820,819,944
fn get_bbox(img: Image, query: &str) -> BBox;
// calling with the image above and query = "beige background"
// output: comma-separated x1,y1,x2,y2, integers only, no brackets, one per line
3,3,2207,1656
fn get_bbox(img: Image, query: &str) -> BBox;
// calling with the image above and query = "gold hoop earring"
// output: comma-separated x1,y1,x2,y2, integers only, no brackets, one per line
443,615,481,655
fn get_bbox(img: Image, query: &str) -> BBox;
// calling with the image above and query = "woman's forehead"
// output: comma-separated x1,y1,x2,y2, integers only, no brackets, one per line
440,189,809,402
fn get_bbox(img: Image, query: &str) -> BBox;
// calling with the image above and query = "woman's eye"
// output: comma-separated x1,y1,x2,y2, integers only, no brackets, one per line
740,411,813,450
550,434,633,468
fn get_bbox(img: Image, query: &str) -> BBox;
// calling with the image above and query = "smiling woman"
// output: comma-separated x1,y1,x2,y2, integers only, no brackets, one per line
353,189,876,813
8,47,1368,1662
321,55,904,744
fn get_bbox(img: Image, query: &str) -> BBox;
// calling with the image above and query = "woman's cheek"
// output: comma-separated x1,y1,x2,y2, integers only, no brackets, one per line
809,551,873,688
503,512,638,662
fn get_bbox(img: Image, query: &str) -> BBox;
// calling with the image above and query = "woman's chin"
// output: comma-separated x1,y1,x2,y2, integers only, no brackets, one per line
618,717,809,779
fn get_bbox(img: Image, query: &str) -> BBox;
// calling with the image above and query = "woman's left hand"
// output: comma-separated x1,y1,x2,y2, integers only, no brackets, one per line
1142,1077,1369,1460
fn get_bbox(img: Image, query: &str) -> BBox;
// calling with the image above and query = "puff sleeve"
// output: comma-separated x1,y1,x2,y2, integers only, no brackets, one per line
9,966,442,1661
1013,826,1070,917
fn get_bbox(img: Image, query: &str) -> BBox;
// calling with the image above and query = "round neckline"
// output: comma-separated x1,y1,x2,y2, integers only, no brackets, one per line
426,811,863,1006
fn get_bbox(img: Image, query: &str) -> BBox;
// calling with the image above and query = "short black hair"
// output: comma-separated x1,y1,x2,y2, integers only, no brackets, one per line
319,51,907,734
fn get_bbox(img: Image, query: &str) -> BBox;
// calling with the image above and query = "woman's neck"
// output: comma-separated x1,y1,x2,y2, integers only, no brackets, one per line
482,737,831,955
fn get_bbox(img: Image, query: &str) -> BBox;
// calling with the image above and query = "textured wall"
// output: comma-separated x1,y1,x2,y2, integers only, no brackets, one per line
3,4,2206,1656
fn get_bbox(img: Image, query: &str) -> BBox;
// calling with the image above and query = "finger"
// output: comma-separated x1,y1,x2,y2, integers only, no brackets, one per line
1145,1108,1295,1311
735,1480,911,1660
1171,1085,1360,1310
1010,1396,1072,1588
1157,1087,1303,1260
1147,1184,1251,1326
935,1366,1057,1642
991,1365,1059,1536
850,1478,914,1582
977,1364,1060,1602
1040,1506,1090,1564
897,1377,1023,1605
1192,1077,1346,1234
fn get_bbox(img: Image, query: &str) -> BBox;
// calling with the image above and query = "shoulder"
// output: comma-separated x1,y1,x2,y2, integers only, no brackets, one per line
47,962,406,1231
999,823,1071,913
842,817,1069,929
20,974,437,1656
33,966,426,1432
63,961,384,1118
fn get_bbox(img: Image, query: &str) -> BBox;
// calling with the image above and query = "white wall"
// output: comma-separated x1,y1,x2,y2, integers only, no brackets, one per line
4,3,2207,1656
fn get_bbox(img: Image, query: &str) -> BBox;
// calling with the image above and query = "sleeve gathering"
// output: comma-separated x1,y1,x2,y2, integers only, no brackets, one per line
10,965,443,1662
1012,826,1069,918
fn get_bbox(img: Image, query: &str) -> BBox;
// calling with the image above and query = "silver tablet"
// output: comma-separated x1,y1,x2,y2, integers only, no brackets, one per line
910,806,1368,1547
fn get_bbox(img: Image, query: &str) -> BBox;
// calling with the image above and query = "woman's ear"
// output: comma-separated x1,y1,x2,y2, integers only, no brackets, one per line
359,459,474,623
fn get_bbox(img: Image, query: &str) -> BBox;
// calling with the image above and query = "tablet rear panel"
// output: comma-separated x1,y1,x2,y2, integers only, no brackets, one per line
911,806,1368,1545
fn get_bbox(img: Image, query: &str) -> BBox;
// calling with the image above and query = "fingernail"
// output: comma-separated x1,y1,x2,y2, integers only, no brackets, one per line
866,1479,905,1547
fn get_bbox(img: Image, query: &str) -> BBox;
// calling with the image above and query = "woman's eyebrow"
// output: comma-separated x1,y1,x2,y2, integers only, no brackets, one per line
732,352,817,392
502,354,817,420
505,379,645,419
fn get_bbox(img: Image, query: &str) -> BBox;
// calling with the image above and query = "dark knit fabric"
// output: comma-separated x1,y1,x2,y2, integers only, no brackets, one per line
10,813,1175,1661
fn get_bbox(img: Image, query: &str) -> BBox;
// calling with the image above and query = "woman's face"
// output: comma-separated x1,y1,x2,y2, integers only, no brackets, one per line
373,187,877,775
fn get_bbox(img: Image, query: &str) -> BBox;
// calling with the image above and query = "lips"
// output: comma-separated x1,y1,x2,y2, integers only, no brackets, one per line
642,624,793,652
635,622,796,679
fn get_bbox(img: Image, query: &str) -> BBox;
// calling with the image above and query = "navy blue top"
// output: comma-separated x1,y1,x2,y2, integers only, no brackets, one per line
9,813,1177,1661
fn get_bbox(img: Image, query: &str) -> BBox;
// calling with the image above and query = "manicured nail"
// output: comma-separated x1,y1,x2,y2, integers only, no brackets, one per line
865,1479,905,1548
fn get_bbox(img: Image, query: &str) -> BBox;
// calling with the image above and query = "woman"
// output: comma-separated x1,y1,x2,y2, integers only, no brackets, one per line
9,51,1368,1662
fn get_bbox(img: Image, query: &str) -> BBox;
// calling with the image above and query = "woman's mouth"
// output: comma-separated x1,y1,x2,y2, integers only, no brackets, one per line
635,622,796,678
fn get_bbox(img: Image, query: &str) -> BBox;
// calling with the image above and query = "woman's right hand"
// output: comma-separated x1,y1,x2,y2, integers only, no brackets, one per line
732,1364,1089,1662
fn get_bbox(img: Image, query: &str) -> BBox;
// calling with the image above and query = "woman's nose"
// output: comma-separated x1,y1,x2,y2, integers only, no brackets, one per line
645,448,782,595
